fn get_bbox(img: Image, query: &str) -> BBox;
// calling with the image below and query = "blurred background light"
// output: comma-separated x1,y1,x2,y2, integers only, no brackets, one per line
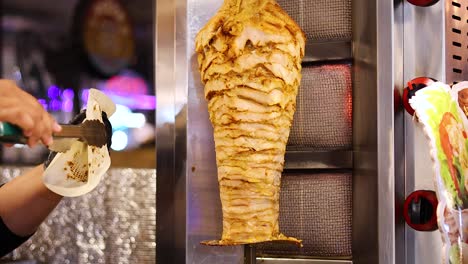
109,104,146,129
111,130,128,151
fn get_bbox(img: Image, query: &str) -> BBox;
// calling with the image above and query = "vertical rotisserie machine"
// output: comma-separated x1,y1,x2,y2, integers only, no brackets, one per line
155,0,452,263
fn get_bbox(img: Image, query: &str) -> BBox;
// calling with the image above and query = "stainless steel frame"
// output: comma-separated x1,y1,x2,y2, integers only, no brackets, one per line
284,151,353,170
155,0,187,263
394,2,406,263
397,1,445,264
157,0,245,262
256,259,352,264
303,42,352,63
352,0,395,263
155,0,414,263
445,0,467,83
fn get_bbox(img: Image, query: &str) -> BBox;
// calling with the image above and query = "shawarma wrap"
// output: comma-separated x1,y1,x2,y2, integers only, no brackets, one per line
410,81,468,264
43,89,115,197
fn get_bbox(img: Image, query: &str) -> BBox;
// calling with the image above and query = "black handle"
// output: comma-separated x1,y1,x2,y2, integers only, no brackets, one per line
0,122,28,144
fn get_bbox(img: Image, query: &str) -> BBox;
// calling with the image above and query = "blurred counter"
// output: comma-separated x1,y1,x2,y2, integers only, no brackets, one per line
110,146,156,168
0,166,156,264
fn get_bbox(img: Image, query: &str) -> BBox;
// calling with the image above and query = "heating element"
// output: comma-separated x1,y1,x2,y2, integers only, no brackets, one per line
288,64,352,151
257,172,352,258
276,0,352,42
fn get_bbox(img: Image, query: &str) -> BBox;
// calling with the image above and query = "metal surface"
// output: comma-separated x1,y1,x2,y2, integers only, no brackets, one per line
288,64,352,151
276,0,352,42
160,1,355,263
1,167,156,264
159,0,451,263
257,172,352,258
155,0,183,263
445,0,467,83
154,0,423,263
303,42,352,63
393,1,406,264
186,0,244,263
245,245,257,264
352,0,395,263
284,150,353,170
56,121,107,148
401,1,445,264
256,259,352,264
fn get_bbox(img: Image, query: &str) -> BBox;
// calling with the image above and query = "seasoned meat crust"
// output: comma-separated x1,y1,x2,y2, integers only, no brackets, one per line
195,0,305,246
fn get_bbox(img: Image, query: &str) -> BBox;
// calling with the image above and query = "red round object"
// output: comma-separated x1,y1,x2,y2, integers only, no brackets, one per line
403,190,439,232
402,77,437,115
407,0,439,7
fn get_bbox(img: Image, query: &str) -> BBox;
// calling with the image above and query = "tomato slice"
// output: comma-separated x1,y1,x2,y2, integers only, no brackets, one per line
439,112,462,198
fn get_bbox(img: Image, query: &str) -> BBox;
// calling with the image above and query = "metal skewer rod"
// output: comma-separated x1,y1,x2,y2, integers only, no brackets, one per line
244,244,256,264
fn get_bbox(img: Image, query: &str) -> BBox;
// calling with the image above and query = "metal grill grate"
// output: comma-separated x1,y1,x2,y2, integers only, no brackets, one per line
446,0,468,83
288,64,353,151
276,0,352,42
256,172,353,258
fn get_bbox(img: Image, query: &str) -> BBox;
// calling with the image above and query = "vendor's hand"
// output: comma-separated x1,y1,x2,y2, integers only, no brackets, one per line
0,80,61,147
44,109,113,168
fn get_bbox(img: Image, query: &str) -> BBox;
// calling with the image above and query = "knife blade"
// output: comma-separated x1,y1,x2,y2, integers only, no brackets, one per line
55,120,107,147
0,120,107,150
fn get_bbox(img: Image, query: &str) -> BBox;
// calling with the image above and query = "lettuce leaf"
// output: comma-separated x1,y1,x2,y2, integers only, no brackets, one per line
410,84,466,208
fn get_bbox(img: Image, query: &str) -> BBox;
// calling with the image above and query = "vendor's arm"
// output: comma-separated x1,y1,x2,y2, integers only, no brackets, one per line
0,165,62,237
0,165,62,257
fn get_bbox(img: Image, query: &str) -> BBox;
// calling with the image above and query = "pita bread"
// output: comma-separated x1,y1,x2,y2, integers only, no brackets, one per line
43,89,115,197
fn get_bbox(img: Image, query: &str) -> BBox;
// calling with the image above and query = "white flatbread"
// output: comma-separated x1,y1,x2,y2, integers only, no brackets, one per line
43,89,115,197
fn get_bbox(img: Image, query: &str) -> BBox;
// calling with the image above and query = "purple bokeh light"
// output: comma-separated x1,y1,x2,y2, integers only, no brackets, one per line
62,100,73,112
63,89,74,100
38,99,48,111
81,89,90,105
47,85,60,99
49,99,61,112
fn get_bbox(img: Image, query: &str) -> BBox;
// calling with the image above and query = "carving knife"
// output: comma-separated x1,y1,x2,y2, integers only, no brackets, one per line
0,120,107,150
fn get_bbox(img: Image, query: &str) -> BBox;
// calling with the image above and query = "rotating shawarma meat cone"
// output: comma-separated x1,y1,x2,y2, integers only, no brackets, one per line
195,0,305,246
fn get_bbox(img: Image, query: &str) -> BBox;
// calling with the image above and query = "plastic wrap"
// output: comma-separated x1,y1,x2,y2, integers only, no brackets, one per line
410,81,468,263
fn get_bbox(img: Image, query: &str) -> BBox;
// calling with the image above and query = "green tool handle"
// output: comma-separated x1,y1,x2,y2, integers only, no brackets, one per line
0,122,28,144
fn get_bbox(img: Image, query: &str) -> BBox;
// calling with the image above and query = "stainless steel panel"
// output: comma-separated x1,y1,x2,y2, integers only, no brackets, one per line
155,0,184,263
284,150,353,170
445,0,468,83
187,0,243,263
257,172,352,258
303,42,352,63
277,0,352,42
401,2,445,264
352,0,395,263
393,1,406,264
256,259,352,264
246,245,257,264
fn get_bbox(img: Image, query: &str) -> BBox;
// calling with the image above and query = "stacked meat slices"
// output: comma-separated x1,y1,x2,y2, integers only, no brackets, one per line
195,0,305,245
